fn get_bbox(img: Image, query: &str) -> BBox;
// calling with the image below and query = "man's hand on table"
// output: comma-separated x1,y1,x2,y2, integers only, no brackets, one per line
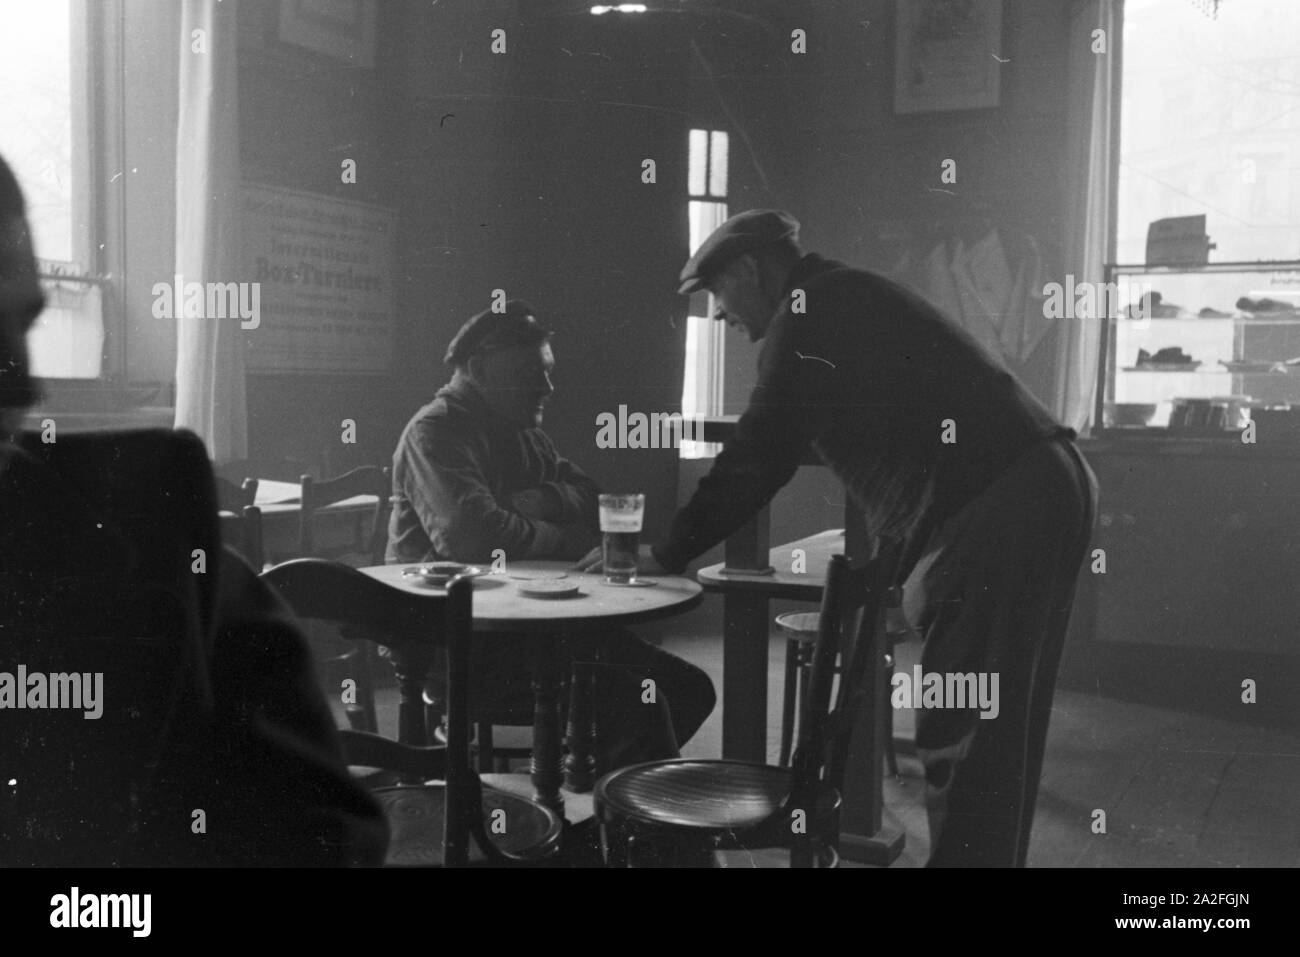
574,543,668,576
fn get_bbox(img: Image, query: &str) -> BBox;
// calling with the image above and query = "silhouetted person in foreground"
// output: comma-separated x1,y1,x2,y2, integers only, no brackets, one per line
0,154,386,866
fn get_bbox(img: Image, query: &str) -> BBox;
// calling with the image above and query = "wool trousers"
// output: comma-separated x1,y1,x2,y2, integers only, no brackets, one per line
900,435,1098,867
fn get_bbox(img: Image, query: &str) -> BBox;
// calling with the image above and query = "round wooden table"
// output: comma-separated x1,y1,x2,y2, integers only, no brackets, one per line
358,561,703,812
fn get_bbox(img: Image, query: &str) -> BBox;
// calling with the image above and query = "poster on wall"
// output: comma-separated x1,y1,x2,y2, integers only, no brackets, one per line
278,0,377,68
241,183,395,374
894,0,1002,114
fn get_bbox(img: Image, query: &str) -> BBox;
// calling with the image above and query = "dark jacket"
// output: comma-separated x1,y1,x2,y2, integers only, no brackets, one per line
0,429,387,866
387,381,600,564
655,253,1067,574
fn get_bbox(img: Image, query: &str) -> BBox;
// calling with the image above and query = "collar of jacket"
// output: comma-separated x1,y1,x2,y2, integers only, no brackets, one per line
437,378,530,433
778,252,840,307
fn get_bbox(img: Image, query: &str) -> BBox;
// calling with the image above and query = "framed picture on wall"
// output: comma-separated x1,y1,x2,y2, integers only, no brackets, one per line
278,0,377,69
894,0,1003,114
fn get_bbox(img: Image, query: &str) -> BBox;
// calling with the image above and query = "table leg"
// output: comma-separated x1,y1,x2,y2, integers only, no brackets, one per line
722,592,770,762
388,643,435,748
531,634,565,814
564,651,597,792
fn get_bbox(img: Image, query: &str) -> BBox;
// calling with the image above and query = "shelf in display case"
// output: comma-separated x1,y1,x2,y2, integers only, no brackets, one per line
1121,364,1203,371
1095,261,1300,434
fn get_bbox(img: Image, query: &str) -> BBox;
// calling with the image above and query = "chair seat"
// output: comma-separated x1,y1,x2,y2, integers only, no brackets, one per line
780,605,914,641
374,783,563,866
775,611,820,641
596,759,838,832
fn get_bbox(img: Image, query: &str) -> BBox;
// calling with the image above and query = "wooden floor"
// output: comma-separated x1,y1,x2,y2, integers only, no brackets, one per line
359,626,1300,868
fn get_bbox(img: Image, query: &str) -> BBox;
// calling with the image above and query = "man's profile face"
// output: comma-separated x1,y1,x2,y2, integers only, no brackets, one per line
709,255,774,343
469,341,555,429
0,210,45,451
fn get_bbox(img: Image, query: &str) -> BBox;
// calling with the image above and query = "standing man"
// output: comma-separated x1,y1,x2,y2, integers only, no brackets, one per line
389,301,715,771
583,209,1097,867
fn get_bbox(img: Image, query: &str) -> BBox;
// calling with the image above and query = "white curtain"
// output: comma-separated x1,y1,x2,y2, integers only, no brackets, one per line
1054,0,1122,433
173,0,247,463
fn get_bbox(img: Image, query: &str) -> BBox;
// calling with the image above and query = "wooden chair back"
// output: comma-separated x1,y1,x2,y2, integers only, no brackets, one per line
216,476,263,570
791,542,902,803
259,559,479,865
214,476,258,511
298,466,391,564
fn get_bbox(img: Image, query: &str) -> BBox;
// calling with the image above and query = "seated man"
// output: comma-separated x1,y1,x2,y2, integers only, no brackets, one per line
388,301,715,769
0,154,386,866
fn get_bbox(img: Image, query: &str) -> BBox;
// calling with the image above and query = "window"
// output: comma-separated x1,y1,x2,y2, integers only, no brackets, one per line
0,0,109,380
1117,0,1300,263
2,1,176,427
680,127,729,459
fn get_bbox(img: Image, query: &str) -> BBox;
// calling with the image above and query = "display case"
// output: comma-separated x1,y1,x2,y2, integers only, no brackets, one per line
1095,261,1300,434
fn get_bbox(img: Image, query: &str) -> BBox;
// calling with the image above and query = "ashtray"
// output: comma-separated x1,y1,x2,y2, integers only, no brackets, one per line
402,563,487,586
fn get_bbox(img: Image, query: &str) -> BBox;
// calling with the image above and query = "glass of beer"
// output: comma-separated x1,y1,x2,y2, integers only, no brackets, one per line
598,493,645,584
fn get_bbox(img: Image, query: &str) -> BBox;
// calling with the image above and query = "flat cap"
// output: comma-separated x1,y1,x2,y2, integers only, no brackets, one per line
445,299,551,366
678,209,800,294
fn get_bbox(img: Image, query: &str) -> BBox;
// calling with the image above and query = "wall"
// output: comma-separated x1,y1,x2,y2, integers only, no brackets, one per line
783,0,1069,411
236,0,1074,559
236,1,406,478
678,0,1074,558
236,2,694,539
386,1,691,537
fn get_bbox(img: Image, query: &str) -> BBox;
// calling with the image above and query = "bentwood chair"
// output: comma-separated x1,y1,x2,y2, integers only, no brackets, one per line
222,471,372,732
261,559,563,866
298,465,393,732
593,546,901,868
776,586,910,774
425,694,536,774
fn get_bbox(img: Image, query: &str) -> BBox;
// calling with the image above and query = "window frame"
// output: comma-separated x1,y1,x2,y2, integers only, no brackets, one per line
22,0,176,426
680,127,730,459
